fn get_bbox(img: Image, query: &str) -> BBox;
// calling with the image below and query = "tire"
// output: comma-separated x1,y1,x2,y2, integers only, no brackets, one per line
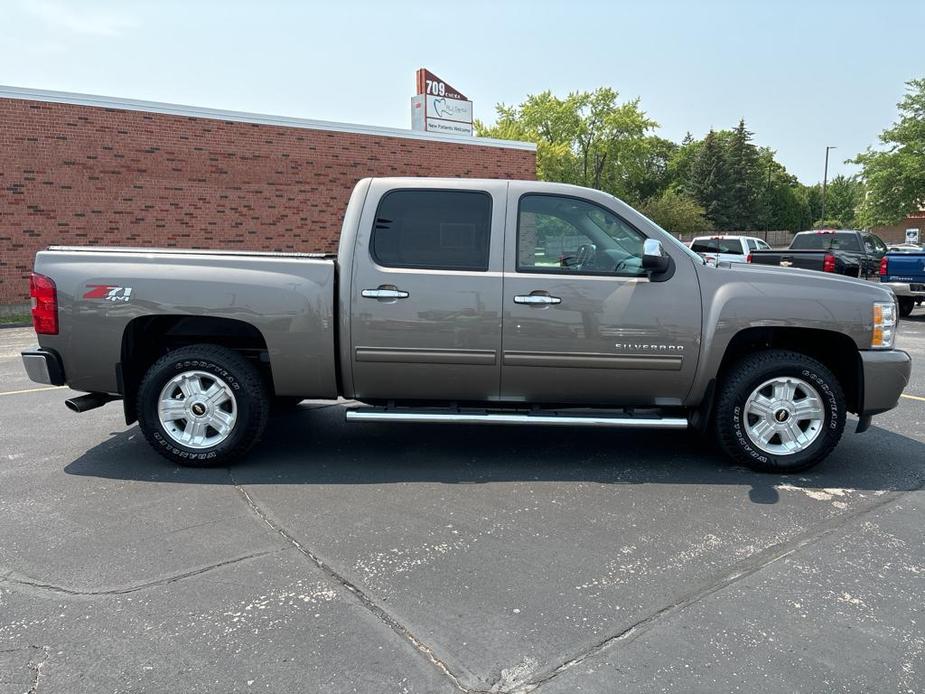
898,297,915,318
136,344,269,467
714,350,846,473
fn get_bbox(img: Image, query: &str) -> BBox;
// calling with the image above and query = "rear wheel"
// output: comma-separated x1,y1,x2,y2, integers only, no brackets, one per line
137,344,269,466
898,297,915,318
714,350,846,473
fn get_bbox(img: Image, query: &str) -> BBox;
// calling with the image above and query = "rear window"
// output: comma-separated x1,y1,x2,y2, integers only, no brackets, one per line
790,232,861,251
371,190,492,271
691,238,744,255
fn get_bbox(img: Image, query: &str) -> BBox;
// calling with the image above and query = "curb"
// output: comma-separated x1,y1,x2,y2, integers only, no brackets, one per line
0,322,31,330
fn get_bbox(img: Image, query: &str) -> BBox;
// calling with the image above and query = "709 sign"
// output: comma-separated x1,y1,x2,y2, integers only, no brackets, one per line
425,79,447,97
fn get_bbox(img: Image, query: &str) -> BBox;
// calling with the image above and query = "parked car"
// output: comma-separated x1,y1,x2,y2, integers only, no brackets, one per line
750,229,888,278
689,235,771,265
880,247,925,317
21,178,910,473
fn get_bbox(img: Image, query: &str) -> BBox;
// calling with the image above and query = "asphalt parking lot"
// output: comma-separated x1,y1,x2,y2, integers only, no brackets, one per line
1,314,924,694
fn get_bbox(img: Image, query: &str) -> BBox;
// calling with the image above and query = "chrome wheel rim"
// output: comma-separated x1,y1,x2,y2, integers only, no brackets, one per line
743,376,825,456
157,370,237,449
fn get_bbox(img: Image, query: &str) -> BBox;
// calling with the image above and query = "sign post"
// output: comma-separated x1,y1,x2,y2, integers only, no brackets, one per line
906,228,920,244
411,68,473,136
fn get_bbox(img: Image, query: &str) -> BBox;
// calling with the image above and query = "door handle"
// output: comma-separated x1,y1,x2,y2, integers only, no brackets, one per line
362,288,409,299
514,294,562,305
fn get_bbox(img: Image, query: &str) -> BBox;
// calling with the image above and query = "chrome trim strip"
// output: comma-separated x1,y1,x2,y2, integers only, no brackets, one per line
0,85,536,151
502,351,683,371
346,410,688,429
355,347,497,366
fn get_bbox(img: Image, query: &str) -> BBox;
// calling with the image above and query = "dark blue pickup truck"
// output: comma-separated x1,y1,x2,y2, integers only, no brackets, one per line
880,247,925,317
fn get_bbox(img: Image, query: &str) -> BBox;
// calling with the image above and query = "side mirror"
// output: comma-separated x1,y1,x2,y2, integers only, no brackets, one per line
642,239,670,274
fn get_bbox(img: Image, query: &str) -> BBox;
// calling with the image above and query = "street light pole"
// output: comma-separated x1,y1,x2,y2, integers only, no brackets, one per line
821,145,837,223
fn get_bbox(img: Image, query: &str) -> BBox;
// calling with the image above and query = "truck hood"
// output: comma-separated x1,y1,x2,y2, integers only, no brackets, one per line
713,261,896,302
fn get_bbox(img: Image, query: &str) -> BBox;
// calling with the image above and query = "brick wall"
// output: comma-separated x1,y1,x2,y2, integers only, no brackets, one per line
0,95,536,306
872,214,924,245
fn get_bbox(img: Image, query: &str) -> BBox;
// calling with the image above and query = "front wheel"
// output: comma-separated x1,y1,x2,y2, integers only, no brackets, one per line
898,297,915,318
714,350,846,473
136,344,270,466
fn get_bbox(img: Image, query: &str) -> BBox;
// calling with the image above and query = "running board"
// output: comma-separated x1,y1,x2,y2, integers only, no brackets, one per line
345,408,688,429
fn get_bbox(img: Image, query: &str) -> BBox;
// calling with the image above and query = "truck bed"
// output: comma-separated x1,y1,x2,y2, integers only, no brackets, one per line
33,246,339,399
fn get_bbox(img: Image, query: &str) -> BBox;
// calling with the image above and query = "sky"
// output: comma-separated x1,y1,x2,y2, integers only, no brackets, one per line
1,0,921,184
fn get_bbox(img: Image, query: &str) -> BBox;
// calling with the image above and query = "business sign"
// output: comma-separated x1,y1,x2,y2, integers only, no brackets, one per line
411,68,473,136
906,228,920,244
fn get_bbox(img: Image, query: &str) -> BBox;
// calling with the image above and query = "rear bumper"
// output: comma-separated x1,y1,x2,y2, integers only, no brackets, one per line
21,347,66,386
883,282,925,298
860,349,911,416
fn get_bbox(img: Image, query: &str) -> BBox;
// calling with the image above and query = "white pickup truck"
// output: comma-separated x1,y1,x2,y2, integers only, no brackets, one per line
689,235,771,265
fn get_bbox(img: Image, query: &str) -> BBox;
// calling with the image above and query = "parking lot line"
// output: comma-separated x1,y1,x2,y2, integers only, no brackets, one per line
901,393,925,402
0,385,66,397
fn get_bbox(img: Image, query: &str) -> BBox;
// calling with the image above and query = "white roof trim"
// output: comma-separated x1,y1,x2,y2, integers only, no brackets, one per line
0,84,536,152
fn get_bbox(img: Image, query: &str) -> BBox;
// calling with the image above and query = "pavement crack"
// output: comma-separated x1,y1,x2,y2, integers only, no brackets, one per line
0,551,273,598
518,481,924,693
228,470,469,692
27,645,49,694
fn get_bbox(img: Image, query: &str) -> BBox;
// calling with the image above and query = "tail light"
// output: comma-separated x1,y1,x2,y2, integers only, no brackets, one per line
30,273,58,334
822,253,836,273
879,256,889,276
746,253,753,263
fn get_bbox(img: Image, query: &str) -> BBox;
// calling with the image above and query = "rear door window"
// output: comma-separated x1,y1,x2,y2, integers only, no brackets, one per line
371,190,492,271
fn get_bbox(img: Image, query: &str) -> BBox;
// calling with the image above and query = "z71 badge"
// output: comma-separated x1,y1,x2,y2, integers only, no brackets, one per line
83,285,133,302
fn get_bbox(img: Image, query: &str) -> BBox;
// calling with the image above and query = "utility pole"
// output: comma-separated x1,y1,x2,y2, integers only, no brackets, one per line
821,145,837,223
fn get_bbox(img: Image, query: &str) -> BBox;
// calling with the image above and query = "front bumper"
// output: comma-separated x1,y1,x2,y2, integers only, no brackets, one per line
21,347,65,386
860,349,911,416
883,281,925,298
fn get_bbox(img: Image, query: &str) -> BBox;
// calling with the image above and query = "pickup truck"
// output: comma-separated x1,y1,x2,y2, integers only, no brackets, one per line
880,247,925,317
21,178,911,473
750,229,888,278
689,235,771,266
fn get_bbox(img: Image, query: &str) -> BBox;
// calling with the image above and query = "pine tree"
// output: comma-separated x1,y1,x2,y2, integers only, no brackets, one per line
690,130,732,229
727,119,760,230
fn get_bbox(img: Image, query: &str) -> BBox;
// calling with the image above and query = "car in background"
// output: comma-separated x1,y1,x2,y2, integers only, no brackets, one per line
880,246,925,317
689,235,771,265
886,242,924,254
750,229,887,278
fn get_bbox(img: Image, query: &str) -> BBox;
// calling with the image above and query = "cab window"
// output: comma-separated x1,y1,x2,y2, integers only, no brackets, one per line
371,190,492,271
517,194,647,276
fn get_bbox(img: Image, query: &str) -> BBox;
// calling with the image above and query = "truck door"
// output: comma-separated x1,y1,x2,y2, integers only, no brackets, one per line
500,183,702,406
349,180,505,402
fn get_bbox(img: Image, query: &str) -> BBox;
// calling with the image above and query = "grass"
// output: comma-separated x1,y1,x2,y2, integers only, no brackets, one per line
0,313,30,325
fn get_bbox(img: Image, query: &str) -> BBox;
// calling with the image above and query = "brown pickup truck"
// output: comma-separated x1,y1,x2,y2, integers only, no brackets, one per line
21,178,911,473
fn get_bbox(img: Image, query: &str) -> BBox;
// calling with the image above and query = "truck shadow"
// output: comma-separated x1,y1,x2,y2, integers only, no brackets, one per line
63,403,925,505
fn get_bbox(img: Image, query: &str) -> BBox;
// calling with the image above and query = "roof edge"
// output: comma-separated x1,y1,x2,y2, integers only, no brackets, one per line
0,84,537,152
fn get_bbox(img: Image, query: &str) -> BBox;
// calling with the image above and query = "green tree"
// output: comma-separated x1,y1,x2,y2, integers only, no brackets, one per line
822,175,864,228
475,88,658,203
854,78,925,226
689,130,733,229
726,119,760,229
638,189,710,235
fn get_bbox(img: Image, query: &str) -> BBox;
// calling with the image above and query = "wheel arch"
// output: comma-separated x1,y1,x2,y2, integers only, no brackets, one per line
120,315,271,424
698,327,862,426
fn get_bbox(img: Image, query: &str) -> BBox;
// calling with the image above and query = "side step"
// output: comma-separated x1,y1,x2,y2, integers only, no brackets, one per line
345,407,688,429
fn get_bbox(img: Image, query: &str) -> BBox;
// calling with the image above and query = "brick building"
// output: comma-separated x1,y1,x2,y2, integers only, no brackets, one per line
872,211,925,245
0,86,536,309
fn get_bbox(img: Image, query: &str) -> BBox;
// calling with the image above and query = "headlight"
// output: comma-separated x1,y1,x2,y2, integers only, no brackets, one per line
871,301,896,349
